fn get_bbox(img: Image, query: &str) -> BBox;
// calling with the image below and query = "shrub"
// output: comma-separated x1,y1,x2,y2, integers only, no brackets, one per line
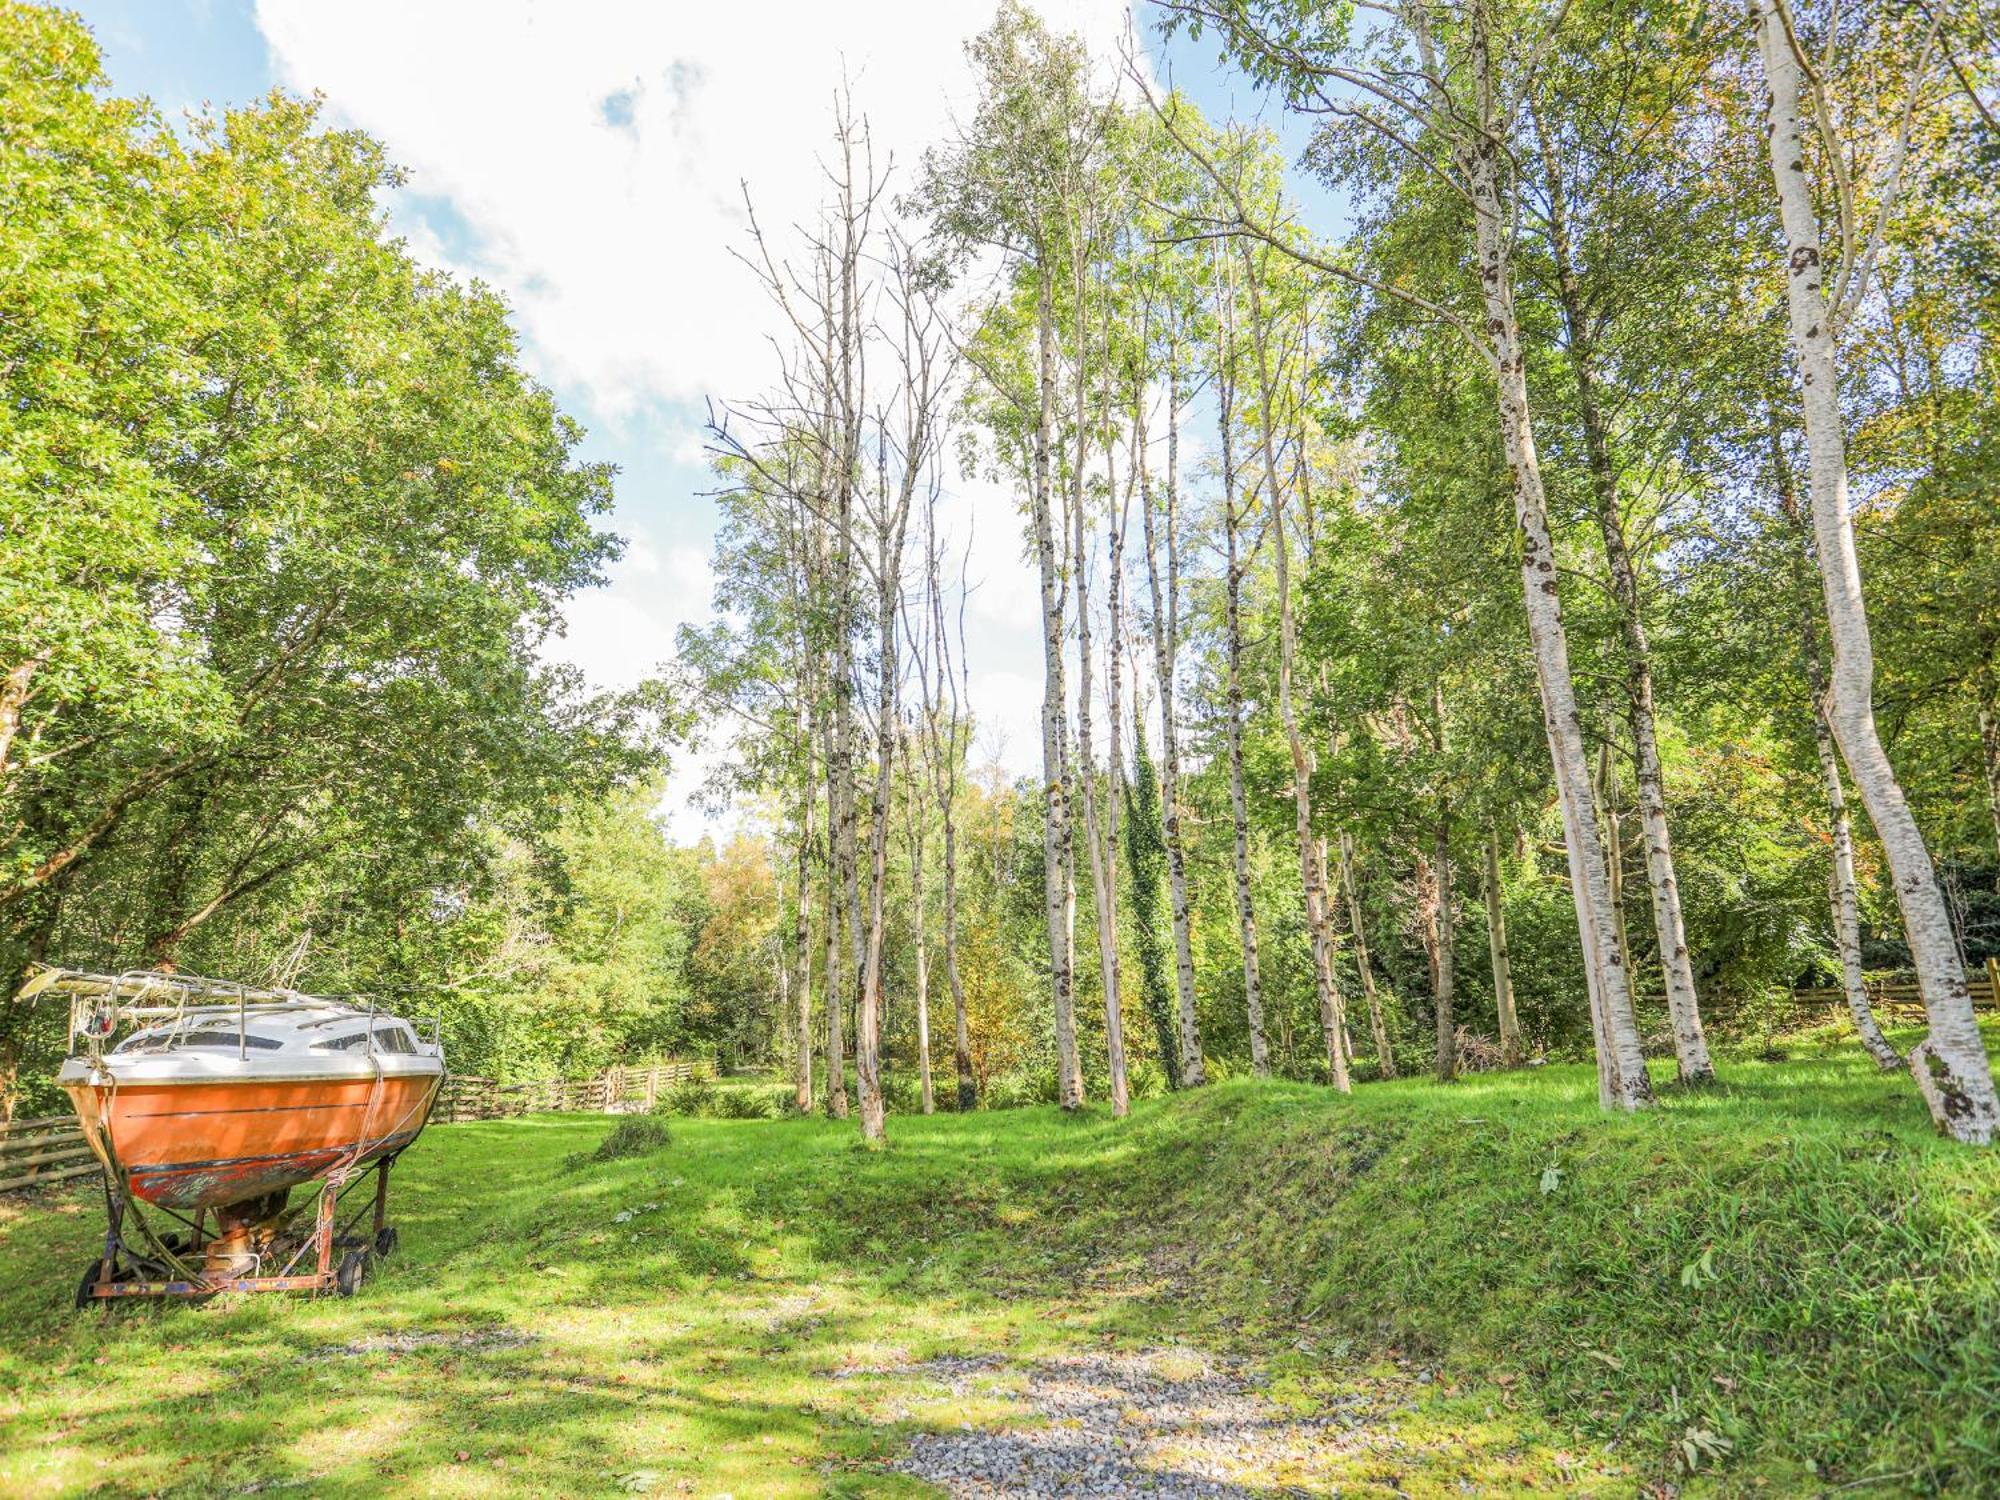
653,1075,719,1117
571,1115,670,1168
714,1085,785,1120
880,1072,924,1114
982,1068,1058,1111
1126,1060,1171,1100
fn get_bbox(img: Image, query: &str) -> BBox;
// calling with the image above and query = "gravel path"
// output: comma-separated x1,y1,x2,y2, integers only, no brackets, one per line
891,1348,1380,1497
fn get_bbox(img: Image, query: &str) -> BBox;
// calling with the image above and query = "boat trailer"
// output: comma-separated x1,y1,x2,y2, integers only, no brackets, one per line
77,1150,403,1305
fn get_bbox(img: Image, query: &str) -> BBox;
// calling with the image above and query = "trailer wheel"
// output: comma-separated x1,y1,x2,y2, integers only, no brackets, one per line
373,1225,398,1260
75,1260,107,1310
335,1248,369,1298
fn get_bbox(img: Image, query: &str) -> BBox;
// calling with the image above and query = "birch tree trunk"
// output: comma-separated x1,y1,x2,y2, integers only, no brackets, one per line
1243,250,1346,1089
1216,277,1269,1075
1814,691,1902,1070
1534,115,1715,1085
1103,364,1134,1113
1462,17,1651,1109
1980,683,2000,864
1139,357,1205,1085
828,580,861,1119
1752,0,1997,1141
820,750,848,1118
1483,823,1523,1066
1554,746,1619,1110
905,758,935,1114
1597,741,1636,987
1772,427,1901,1068
1072,347,1130,1118
912,460,977,1113
1340,835,1396,1078
944,805,973,1108
855,568,898,1145
1034,270,1084,1110
795,747,816,1114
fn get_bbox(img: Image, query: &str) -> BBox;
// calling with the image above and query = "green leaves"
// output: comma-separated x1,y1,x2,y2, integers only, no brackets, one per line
0,10,653,1107
1679,1243,1720,1289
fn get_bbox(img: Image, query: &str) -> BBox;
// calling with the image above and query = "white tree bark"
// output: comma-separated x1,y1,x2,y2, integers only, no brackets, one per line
1072,340,1130,1118
1753,0,1997,1141
1980,685,2000,864
1215,272,1269,1075
855,544,898,1143
903,729,936,1114
1814,695,1902,1071
1139,357,1205,1085
1534,114,1715,1085
1774,427,1902,1071
1243,249,1346,1089
794,740,816,1113
1103,355,1134,1114
821,734,849,1119
1484,823,1523,1067
1462,18,1651,1109
1597,742,1636,987
1033,271,1084,1110
915,478,976,1111
830,573,862,1120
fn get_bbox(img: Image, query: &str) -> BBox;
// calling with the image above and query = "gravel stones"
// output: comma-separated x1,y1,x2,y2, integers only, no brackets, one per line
893,1349,1373,1497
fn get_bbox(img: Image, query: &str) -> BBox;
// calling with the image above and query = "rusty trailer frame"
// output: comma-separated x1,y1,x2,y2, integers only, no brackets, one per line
78,1151,401,1304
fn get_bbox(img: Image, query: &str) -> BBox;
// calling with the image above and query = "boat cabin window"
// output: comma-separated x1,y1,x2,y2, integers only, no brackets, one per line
314,1024,417,1054
114,1029,283,1053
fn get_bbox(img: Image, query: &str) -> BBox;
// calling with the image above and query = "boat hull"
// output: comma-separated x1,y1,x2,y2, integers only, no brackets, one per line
64,1069,442,1211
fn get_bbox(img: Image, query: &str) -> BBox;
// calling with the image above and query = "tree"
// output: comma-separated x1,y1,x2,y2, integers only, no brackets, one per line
1749,0,1998,1141
1153,0,1656,1107
914,1,1117,1109
0,22,639,1110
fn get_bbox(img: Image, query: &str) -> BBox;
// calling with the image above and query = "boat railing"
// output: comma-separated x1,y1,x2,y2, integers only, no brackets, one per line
21,966,441,1061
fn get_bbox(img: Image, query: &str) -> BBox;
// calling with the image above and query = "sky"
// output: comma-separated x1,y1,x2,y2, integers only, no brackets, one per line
73,0,1342,836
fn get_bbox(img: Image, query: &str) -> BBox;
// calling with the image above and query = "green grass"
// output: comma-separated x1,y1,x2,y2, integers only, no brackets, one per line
2,1031,1996,1497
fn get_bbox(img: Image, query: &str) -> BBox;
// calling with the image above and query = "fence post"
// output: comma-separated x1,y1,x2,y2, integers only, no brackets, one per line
1986,955,1999,1008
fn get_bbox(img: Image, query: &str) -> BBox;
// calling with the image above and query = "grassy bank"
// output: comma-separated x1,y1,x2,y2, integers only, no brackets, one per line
2,1033,1996,1495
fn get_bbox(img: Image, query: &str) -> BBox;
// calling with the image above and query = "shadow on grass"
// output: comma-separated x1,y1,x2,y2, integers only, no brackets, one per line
4,1032,1993,1494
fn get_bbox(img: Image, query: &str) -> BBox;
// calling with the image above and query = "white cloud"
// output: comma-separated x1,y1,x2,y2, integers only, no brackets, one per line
256,0,1140,415
255,0,1148,825
540,534,711,688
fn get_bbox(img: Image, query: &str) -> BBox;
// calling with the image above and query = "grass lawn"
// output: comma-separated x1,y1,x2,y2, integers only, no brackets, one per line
2,1031,1997,1497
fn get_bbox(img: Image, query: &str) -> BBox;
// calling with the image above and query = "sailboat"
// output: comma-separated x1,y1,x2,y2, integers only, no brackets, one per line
26,966,445,1299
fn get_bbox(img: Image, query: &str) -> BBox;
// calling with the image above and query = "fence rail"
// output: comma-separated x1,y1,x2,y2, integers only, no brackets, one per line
0,1060,713,1194
435,1059,713,1124
2,963,1993,1187
1783,959,2000,1023
0,1115,98,1194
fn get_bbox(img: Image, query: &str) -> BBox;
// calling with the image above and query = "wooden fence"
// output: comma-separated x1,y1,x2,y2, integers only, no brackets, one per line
435,1059,713,1124
0,1115,97,1194
0,1059,712,1194
1783,959,2000,1025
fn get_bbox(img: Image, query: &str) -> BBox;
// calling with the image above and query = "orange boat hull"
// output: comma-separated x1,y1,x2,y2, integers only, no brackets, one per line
65,1071,441,1211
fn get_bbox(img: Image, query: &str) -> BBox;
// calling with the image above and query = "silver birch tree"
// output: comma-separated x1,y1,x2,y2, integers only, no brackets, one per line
1749,0,1996,1140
